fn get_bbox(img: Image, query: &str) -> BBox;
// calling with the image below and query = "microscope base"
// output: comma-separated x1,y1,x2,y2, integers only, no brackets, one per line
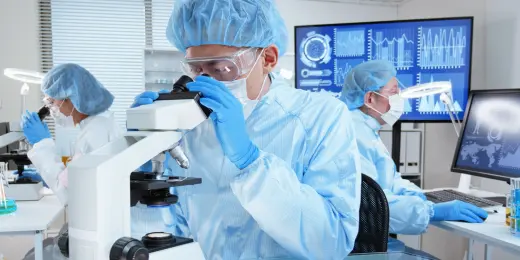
149,241,205,259
5,182,44,201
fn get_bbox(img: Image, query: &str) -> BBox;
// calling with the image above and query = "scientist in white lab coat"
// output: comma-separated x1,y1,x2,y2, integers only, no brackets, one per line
21,63,123,259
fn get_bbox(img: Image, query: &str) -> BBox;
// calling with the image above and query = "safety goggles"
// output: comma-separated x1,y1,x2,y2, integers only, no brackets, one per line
43,97,64,116
180,48,260,82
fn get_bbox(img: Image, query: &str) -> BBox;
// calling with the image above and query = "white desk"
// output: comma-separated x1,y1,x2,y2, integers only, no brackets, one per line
428,188,520,260
0,195,64,260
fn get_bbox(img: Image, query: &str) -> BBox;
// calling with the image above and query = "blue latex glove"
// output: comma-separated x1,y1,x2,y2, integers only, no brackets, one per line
130,89,171,108
187,76,259,170
431,200,488,223
21,110,51,145
16,170,49,188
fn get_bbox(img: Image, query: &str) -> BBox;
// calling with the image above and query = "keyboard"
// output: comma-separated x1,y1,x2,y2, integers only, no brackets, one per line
425,189,503,209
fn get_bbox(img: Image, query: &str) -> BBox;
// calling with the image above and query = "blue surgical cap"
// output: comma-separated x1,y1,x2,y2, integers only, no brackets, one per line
339,60,397,110
41,63,114,116
166,0,288,56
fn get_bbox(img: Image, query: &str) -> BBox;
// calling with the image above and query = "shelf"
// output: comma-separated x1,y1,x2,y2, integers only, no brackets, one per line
145,70,182,73
146,82,173,85
144,47,181,52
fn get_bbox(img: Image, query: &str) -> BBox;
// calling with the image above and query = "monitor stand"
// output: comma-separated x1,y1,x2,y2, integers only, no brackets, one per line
457,174,507,206
457,174,472,194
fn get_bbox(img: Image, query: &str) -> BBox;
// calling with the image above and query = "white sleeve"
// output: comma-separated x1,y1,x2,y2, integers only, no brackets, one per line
28,138,68,205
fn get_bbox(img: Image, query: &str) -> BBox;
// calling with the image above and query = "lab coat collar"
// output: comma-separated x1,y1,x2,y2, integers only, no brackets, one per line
79,111,113,130
352,109,382,132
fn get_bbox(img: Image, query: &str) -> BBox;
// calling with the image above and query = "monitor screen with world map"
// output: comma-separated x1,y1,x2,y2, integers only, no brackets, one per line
452,89,520,181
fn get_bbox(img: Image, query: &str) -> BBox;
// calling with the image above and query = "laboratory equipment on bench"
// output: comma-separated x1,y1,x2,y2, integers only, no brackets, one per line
509,178,520,235
0,162,17,215
506,193,511,226
0,105,50,201
66,75,209,259
1,68,47,200
1,68,45,154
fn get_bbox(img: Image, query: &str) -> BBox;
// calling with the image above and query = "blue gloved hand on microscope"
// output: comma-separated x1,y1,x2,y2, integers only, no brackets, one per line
431,200,488,223
21,110,52,145
130,89,171,108
130,76,260,170
187,75,259,170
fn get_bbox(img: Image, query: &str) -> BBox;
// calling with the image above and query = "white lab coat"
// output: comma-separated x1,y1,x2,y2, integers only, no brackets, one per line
23,111,123,260
28,111,123,205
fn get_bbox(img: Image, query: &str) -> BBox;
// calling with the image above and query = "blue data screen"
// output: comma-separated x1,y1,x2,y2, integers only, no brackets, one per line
295,18,473,121
455,92,520,178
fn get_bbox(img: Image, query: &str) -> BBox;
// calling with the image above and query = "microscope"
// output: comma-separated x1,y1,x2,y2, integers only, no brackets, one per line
66,76,208,259
0,106,50,200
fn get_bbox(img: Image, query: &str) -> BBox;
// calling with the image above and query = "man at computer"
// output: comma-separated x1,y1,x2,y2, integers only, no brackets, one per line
339,60,488,251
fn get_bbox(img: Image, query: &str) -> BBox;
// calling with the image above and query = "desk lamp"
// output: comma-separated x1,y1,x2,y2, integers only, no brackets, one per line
3,68,45,116
400,81,472,192
3,68,45,151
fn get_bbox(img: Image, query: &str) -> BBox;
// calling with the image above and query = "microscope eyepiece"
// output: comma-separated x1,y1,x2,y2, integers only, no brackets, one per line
171,75,193,93
37,105,50,121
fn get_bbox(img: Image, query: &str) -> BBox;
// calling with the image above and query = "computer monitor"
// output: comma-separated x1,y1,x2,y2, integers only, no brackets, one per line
294,17,474,122
452,89,520,182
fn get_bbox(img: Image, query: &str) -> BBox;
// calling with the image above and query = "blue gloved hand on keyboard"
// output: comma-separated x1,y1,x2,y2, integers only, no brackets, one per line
431,200,488,223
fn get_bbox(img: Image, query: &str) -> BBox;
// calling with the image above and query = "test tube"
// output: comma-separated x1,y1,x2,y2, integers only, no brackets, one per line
506,193,511,226
510,178,520,236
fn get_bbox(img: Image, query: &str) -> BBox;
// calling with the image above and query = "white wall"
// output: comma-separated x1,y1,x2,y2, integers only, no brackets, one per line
485,0,520,91
0,1,44,259
278,0,398,54
479,0,520,194
0,0,42,124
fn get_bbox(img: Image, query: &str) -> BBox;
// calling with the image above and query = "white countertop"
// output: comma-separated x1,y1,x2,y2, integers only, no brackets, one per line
433,207,520,253
0,195,64,233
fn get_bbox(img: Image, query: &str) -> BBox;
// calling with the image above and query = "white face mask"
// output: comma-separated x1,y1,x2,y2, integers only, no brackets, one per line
50,103,76,128
221,49,267,119
366,92,405,126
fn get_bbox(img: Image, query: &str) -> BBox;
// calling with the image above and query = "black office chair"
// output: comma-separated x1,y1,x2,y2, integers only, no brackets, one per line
351,174,390,254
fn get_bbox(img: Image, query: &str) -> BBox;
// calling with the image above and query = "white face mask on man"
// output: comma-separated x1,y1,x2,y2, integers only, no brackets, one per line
365,92,405,126
220,49,268,119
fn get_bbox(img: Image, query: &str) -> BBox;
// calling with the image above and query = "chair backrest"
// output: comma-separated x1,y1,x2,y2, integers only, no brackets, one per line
351,174,390,254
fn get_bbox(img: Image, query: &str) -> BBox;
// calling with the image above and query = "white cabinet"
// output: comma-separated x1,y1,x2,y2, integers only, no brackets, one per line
405,132,421,174
379,131,421,176
144,48,185,91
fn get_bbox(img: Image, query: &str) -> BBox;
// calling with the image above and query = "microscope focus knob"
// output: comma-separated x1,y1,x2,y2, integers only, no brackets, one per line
110,237,149,260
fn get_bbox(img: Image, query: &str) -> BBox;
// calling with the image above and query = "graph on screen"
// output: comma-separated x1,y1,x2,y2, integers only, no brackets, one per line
334,28,365,57
396,74,415,113
419,26,467,69
295,17,473,121
417,73,465,114
334,58,365,86
368,28,415,70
